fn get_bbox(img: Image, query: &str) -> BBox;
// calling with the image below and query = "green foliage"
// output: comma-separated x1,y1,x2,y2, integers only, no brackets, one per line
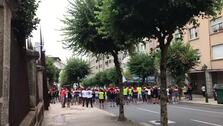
153,40,200,86
62,0,137,56
123,70,133,80
82,68,118,87
12,0,40,40
128,53,156,84
46,57,59,84
59,70,68,87
106,0,223,39
60,58,90,86
95,0,222,124
82,76,97,87
167,41,200,86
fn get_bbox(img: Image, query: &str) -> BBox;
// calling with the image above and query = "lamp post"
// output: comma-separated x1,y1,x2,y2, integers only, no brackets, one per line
202,64,209,103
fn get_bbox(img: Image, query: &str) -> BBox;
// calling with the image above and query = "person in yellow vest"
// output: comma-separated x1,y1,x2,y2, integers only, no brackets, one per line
99,89,105,109
128,86,133,103
137,86,142,101
123,86,129,104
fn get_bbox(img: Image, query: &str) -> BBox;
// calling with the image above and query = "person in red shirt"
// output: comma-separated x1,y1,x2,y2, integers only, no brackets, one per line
133,87,138,103
60,87,66,108
107,87,116,107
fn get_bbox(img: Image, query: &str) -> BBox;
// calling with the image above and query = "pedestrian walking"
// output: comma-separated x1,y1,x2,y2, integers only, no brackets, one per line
67,88,72,108
137,86,142,102
142,87,147,103
86,88,93,108
188,83,193,100
82,88,88,107
108,87,116,107
133,87,138,103
123,86,129,104
146,86,152,103
99,89,105,109
60,87,66,108
201,85,206,97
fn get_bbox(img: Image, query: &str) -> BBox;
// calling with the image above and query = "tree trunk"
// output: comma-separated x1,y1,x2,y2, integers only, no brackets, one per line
160,40,169,126
112,51,126,121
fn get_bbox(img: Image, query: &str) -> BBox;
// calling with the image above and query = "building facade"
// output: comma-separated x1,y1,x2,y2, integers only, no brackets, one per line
89,53,127,75
182,14,223,96
88,41,150,75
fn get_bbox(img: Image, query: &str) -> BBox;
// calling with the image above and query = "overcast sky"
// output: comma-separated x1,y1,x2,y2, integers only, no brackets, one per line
31,0,73,63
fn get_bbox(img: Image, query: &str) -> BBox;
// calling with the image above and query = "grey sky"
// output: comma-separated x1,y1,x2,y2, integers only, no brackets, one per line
31,0,72,62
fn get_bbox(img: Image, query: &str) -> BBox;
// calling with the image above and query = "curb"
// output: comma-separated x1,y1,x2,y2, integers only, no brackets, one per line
95,107,116,117
95,108,153,126
179,101,223,107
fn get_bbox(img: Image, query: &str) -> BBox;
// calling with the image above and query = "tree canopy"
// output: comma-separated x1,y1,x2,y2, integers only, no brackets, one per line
12,0,40,41
128,53,156,85
82,68,118,87
62,0,136,56
99,0,223,125
167,41,200,86
45,57,60,85
60,58,90,86
62,0,140,120
104,0,223,40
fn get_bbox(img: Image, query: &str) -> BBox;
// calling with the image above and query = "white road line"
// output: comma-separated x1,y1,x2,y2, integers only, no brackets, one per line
173,106,223,115
136,107,159,114
191,119,222,126
140,122,153,126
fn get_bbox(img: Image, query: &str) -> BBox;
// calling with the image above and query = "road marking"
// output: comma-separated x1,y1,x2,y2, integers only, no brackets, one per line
136,107,159,114
149,120,176,125
173,106,223,115
191,119,222,126
140,122,153,126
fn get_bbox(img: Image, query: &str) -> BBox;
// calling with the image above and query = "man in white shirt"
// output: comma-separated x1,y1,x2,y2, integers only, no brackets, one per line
86,88,93,108
82,88,88,107
201,85,206,97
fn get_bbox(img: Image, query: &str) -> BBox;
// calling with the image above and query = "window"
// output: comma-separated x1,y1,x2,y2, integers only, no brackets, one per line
212,44,223,60
189,27,198,40
210,17,223,33
105,61,108,66
174,30,182,39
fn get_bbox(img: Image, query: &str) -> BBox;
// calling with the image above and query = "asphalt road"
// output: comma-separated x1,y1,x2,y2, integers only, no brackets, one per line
98,102,223,126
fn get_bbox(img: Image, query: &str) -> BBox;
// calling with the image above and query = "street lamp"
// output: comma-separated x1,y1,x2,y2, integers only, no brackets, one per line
202,64,209,103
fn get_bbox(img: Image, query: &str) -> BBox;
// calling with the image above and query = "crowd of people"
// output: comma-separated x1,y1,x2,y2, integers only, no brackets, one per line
48,83,194,108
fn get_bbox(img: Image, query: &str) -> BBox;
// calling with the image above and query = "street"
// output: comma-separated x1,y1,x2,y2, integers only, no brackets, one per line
101,103,223,126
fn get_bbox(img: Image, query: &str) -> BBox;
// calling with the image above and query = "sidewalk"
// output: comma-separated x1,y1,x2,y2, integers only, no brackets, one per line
179,95,223,106
41,103,144,126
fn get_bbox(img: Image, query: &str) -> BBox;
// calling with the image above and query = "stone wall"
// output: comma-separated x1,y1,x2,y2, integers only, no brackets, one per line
0,0,11,125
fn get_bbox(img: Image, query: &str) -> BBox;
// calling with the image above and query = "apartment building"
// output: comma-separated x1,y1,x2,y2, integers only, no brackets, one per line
182,14,223,96
89,43,148,75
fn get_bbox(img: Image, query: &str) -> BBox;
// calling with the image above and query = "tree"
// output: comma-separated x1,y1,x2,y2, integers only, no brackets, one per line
12,0,40,42
128,53,156,85
60,58,90,87
82,77,97,87
82,68,119,87
45,57,59,85
123,70,133,81
62,0,138,120
167,41,200,87
102,0,222,125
